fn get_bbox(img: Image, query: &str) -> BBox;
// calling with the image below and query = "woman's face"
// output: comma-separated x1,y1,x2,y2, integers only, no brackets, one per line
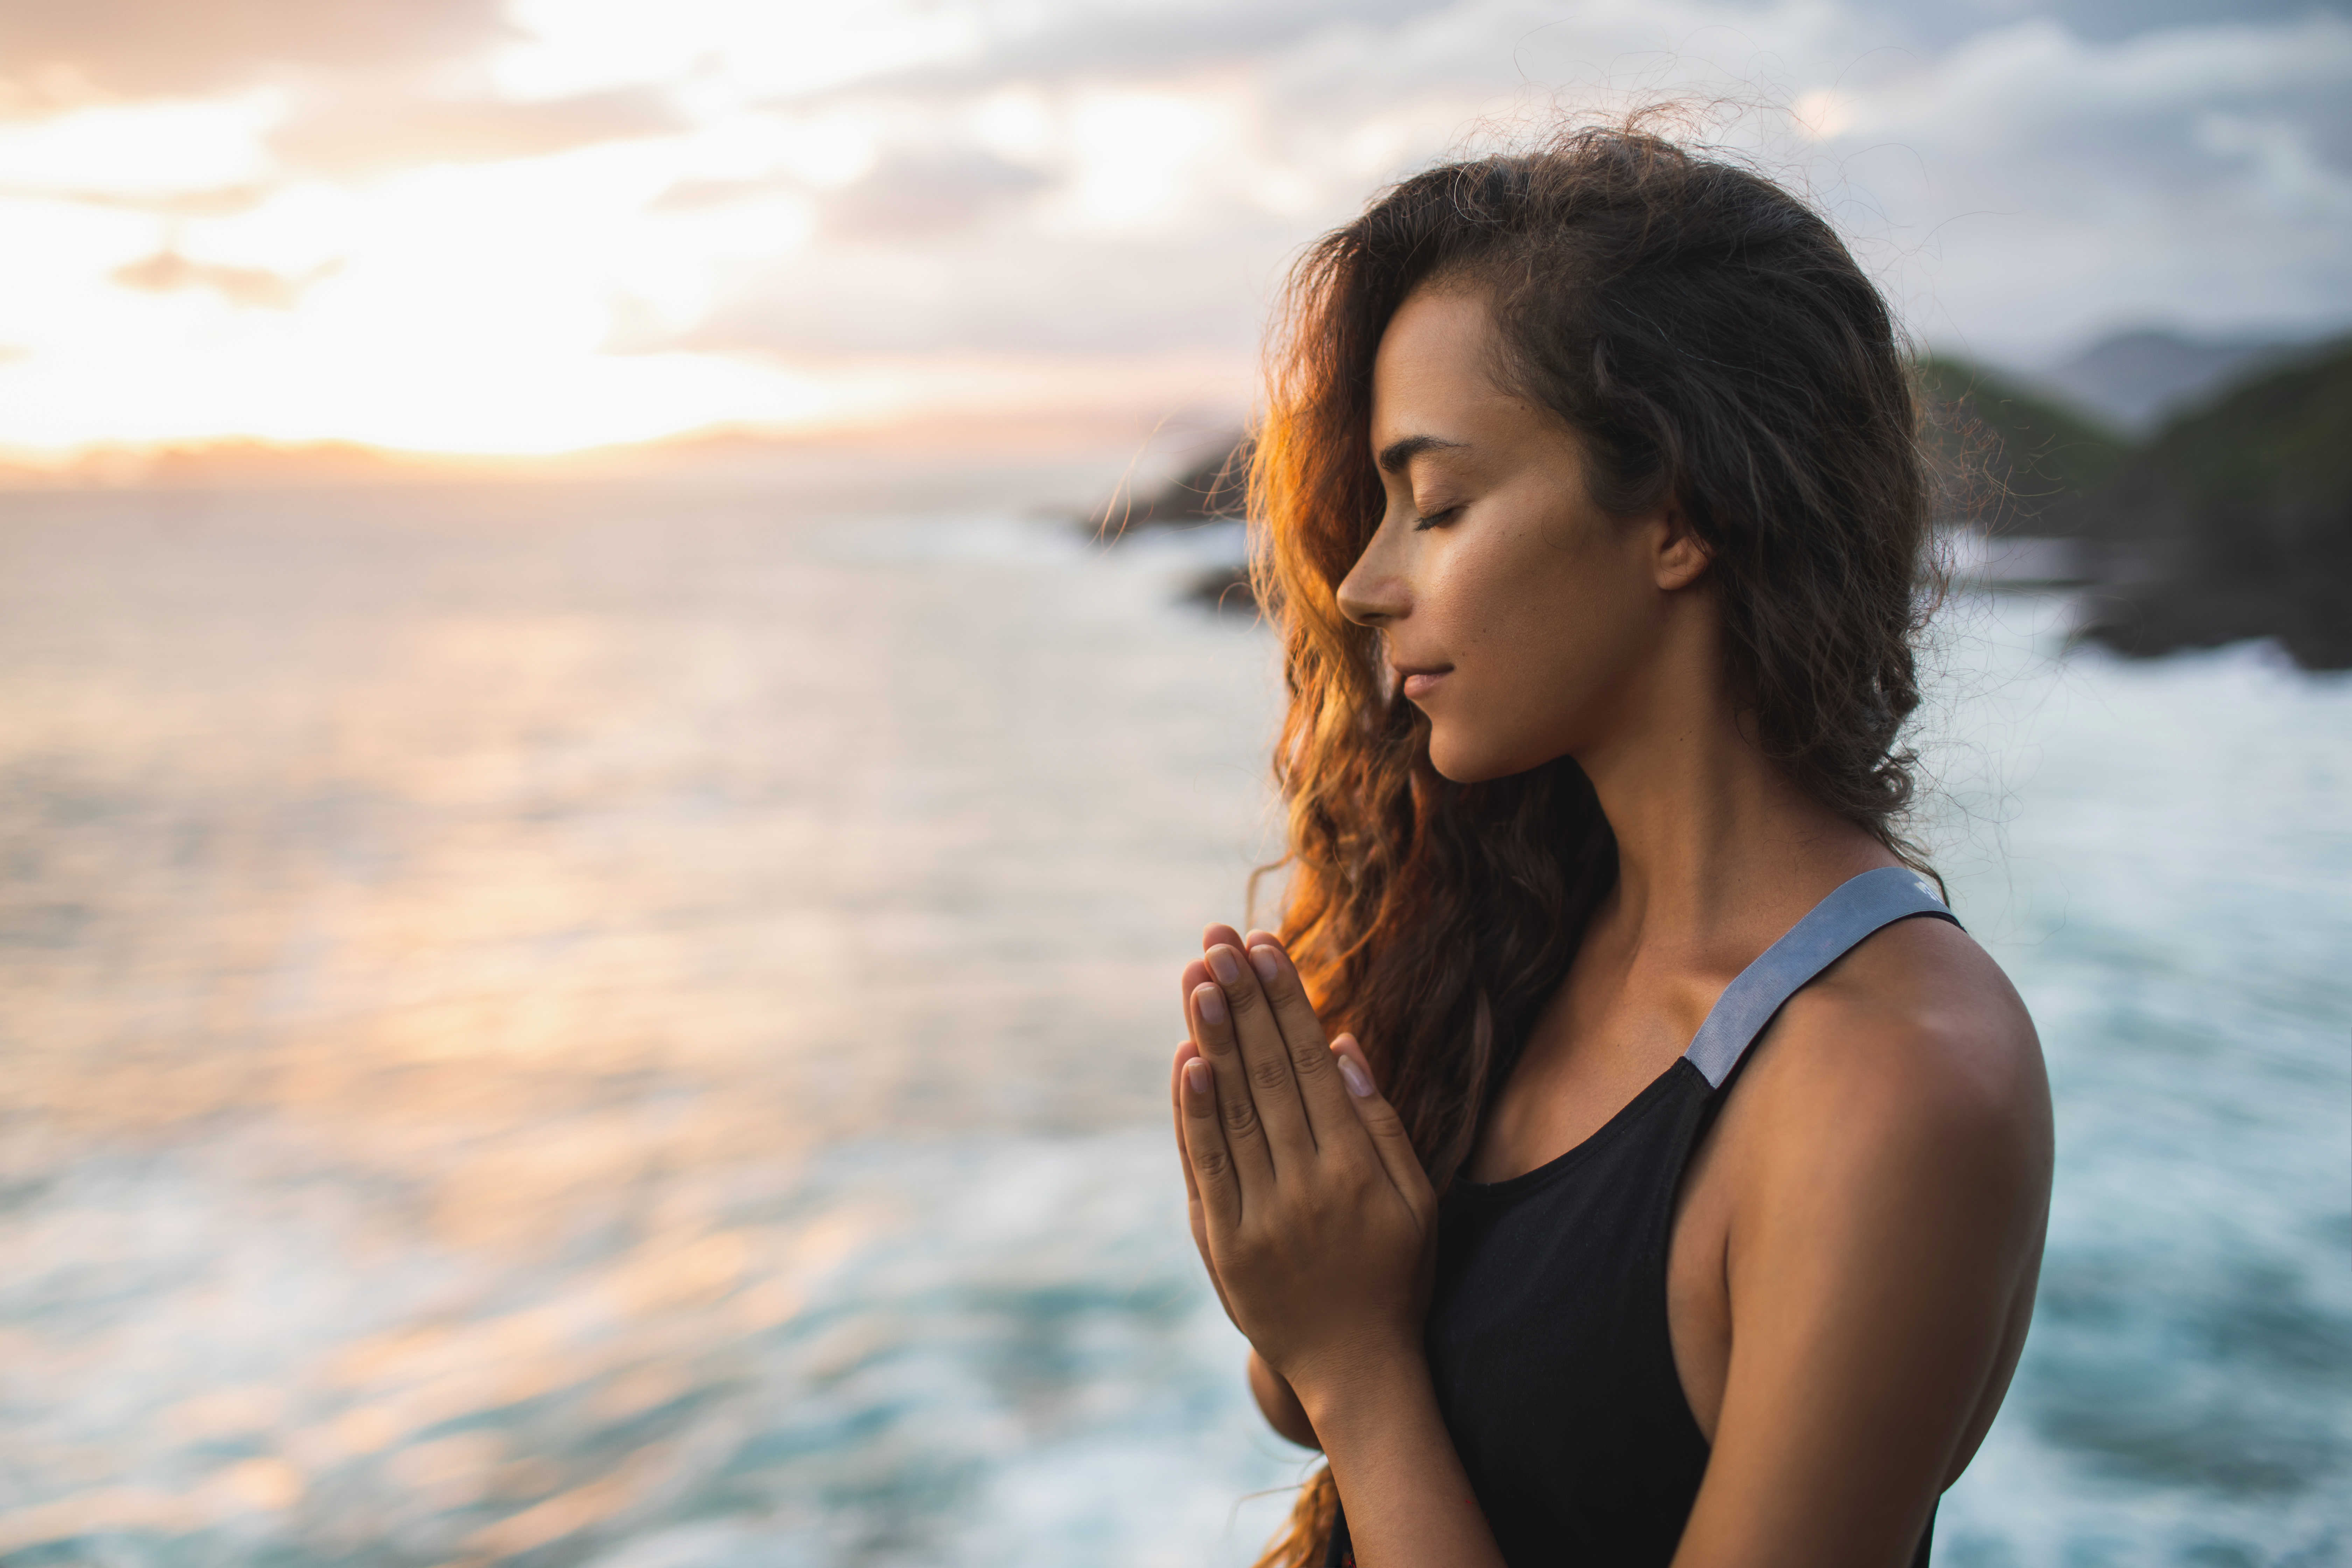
1337,286,1705,784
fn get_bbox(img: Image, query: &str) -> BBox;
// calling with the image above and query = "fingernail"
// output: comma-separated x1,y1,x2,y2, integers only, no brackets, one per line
1205,947,1240,985
1248,945,1280,981
1336,1053,1375,1098
1194,983,1226,1025
1184,1059,1211,1096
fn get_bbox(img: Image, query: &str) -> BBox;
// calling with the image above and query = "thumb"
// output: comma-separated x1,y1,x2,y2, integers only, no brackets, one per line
1329,1034,1435,1220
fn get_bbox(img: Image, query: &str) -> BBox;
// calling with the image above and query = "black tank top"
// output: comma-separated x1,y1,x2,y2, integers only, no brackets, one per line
1326,867,1956,1568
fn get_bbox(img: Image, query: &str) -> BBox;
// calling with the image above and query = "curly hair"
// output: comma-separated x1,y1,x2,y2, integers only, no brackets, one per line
1244,119,1938,1568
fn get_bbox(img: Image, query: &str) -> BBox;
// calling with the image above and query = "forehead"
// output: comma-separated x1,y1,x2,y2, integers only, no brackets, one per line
1369,287,1517,448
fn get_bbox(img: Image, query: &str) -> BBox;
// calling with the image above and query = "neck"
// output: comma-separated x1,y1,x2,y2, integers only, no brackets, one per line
1574,610,1891,959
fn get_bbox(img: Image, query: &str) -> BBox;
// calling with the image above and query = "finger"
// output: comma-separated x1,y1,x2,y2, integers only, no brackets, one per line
1202,922,1244,954
1170,1040,1204,1210
1239,932,1357,1148
1202,942,1317,1168
1172,1041,1234,1311
1191,974,1279,1186
1329,1034,1437,1227
1179,1050,1243,1233
1177,956,1210,1013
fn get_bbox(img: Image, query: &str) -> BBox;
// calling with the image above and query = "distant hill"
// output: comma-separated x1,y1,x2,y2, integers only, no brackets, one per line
2030,328,2314,435
1085,432,1256,610
0,413,1167,493
1914,355,2130,530
1096,434,1251,535
2074,339,2352,670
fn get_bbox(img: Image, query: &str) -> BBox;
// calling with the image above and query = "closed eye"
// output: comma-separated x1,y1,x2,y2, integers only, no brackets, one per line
1413,505,1463,531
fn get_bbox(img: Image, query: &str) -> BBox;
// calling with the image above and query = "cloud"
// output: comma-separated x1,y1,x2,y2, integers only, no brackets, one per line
1776,11,2352,353
820,147,1053,238
0,2,684,192
651,172,808,214
862,0,1454,89
679,219,1280,361
2001,0,2347,47
0,94,279,197
2,0,2346,452
0,182,277,217
110,250,342,311
666,0,2352,372
0,0,513,108
269,87,684,178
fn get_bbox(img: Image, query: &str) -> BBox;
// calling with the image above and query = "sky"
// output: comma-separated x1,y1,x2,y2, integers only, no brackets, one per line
0,0,2346,458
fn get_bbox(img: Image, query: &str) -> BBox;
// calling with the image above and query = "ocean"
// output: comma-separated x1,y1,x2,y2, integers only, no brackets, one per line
1,477,2345,1567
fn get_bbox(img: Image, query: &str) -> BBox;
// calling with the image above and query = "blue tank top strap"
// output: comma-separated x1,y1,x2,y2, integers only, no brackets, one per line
1682,866,1961,1089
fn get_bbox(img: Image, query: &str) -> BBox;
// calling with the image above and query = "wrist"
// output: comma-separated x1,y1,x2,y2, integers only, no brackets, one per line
1249,1349,1321,1449
1288,1335,1434,1439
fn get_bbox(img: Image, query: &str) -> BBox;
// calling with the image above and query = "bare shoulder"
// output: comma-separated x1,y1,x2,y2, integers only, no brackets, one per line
1727,913,2052,1203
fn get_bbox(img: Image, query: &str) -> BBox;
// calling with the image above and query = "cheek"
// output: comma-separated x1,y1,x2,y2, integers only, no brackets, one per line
1430,526,1611,673
1422,526,1648,764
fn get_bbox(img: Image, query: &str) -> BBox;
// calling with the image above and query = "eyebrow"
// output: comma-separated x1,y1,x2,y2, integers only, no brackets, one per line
1374,434,1470,475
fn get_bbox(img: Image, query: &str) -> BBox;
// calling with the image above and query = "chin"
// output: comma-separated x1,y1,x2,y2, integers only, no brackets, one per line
1426,732,1526,785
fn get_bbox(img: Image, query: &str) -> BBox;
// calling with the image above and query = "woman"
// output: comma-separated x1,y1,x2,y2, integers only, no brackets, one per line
1167,124,2053,1568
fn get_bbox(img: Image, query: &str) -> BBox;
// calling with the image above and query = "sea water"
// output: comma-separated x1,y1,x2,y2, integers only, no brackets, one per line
0,482,2344,1567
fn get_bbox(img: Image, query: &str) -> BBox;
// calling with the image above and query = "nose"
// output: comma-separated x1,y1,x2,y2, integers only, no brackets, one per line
1335,531,1409,628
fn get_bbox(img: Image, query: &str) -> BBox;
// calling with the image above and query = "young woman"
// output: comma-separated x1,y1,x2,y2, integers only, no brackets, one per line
1167,126,2053,1568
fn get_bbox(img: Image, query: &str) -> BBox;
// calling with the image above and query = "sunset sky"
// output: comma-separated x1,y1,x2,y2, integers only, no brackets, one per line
1,0,2346,458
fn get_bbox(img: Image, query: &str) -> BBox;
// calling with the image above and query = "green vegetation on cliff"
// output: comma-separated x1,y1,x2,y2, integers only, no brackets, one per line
2074,340,2352,546
2073,338,2351,668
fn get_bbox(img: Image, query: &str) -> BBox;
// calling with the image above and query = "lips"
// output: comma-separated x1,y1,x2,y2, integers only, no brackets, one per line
1393,665,1451,700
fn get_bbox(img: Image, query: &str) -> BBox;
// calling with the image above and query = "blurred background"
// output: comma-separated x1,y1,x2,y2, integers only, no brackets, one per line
1,2,2347,1565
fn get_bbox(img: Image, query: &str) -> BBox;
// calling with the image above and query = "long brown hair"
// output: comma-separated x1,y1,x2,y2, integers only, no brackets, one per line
1243,119,1937,1568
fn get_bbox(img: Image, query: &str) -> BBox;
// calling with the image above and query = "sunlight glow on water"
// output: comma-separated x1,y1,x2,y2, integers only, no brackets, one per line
0,488,2345,1566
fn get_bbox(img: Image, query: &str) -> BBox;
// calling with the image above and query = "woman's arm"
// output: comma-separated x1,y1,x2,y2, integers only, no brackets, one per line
1248,1350,1320,1449
1283,1346,1500,1567
1673,930,2052,1568
1173,927,1508,1568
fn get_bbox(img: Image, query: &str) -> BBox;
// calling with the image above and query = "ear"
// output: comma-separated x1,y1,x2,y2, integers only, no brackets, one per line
1651,504,1711,592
